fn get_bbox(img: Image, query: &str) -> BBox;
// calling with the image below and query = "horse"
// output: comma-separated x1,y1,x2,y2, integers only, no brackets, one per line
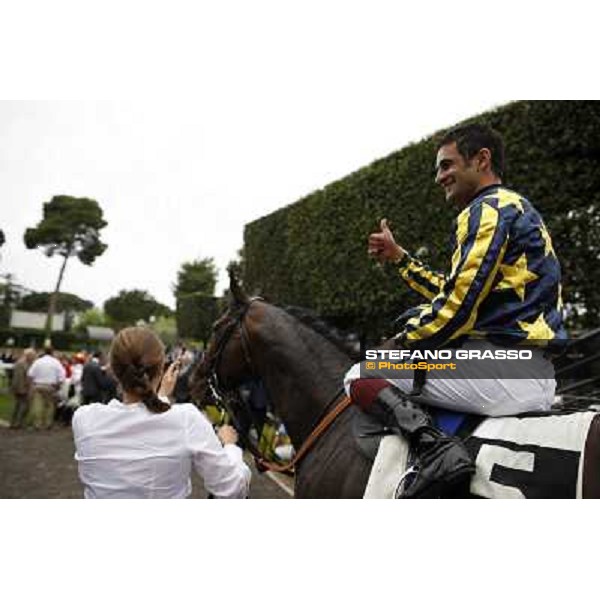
191,276,600,499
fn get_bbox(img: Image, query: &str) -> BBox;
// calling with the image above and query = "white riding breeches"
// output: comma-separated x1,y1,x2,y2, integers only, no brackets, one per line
343,340,556,417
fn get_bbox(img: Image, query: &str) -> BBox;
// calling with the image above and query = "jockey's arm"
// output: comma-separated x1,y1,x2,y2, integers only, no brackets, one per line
395,254,448,300
370,218,447,300
395,200,509,350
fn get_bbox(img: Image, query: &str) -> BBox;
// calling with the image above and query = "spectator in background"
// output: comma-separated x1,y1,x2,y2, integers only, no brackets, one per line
58,353,72,381
70,353,86,404
9,348,36,429
2,351,16,385
81,351,111,404
237,378,269,447
55,354,83,427
102,367,119,403
27,345,66,430
55,352,73,406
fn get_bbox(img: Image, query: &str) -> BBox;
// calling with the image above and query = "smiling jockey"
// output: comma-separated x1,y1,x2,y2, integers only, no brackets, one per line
344,123,567,498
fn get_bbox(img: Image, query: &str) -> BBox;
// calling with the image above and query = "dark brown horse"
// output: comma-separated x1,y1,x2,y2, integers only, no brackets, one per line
192,277,600,498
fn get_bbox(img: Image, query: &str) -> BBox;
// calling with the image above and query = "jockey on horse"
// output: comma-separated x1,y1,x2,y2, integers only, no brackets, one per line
345,123,567,498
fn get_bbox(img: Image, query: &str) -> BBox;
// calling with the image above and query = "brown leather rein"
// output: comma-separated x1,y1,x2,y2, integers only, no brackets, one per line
205,299,352,476
254,394,352,474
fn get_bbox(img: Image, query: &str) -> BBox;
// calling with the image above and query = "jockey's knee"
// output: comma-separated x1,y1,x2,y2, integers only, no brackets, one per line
345,361,420,412
348,378,392,411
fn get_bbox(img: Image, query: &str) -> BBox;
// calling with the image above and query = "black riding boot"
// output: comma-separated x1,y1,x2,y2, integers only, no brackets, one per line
374,387,475,498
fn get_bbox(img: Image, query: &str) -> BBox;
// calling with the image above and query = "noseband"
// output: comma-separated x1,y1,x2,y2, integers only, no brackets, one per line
203,298,352,475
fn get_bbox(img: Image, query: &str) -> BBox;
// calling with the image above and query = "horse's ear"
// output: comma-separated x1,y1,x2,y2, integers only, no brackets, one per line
228,266,249,307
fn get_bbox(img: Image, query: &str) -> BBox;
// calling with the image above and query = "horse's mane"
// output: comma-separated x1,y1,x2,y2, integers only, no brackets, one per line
280,305,361,360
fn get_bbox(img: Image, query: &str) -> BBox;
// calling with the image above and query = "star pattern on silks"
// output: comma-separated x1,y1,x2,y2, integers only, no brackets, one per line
539,225,555,257
497,253,539,300
518,312,555,341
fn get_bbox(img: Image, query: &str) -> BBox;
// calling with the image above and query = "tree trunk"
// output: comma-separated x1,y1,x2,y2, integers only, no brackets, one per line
45,253,70,342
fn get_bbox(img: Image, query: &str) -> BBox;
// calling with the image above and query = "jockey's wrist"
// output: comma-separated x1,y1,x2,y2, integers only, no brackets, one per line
392,250,409,267
388,245,403,263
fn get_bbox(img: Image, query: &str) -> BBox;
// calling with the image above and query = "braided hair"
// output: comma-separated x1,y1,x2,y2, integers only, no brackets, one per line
109,327,170,414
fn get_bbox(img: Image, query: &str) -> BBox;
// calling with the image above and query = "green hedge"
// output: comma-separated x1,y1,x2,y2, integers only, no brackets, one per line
243,101,600,340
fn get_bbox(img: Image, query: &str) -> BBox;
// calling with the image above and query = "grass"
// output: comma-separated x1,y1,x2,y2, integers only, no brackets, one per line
0,391,14,422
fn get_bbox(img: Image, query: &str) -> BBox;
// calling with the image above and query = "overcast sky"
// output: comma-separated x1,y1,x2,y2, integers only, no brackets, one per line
0,2,596,312
0,97,511,310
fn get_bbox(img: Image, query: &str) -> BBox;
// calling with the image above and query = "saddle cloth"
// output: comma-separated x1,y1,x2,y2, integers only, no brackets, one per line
364,410,598,499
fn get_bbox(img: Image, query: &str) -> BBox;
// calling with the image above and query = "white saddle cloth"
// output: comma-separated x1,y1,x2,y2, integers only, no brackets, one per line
363,411,597,499
363,434,409,499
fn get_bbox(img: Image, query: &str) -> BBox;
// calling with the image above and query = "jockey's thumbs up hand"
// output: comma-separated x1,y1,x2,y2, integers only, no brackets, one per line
368,218,406,263
380,217,391,233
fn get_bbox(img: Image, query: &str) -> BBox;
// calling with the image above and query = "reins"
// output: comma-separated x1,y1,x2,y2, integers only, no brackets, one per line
253,392,352,474
204,299,352,475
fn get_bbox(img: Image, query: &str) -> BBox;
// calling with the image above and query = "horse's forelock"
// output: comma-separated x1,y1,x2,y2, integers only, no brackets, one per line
228,267,250,307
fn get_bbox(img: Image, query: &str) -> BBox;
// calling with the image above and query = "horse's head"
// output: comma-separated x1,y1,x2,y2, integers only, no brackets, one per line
190,269,365,469
190,268,261,405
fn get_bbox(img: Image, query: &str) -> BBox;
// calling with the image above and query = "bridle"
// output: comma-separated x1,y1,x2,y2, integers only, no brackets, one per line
206,298,259,399
202,298,352,475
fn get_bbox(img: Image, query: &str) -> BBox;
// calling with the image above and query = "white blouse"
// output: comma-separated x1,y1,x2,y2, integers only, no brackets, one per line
72,399,251,499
